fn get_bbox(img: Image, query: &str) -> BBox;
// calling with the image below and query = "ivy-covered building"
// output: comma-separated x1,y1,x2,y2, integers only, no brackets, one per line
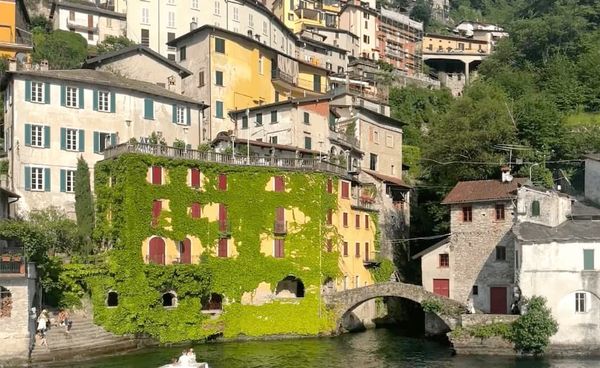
91,143,387,342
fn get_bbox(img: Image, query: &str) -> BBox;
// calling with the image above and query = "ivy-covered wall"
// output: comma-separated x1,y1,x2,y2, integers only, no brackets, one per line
88,153,378,343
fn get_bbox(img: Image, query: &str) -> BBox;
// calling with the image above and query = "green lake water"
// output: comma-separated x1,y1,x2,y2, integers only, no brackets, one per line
55,329,600,368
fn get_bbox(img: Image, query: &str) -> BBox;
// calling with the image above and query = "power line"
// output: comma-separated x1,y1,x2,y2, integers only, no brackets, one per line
420,158,584,166
380,233,451,244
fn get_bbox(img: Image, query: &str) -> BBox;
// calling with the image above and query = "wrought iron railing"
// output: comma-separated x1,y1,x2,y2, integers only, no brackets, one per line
0,248,25,274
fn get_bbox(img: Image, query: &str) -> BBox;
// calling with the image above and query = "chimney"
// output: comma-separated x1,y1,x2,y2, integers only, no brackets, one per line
40,60,49,71
501,166,513,183
8,58,17,71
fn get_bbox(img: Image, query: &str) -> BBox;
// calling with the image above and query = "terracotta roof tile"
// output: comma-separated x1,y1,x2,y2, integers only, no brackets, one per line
441,178,529,205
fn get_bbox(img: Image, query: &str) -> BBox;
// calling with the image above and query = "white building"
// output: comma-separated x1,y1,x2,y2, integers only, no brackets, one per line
49,0,127,46
112,0,298,60
514,185,600,347
338,0,378,61
1,68,207,215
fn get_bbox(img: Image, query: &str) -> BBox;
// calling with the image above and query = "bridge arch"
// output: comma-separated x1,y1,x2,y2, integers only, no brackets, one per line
323,282,466,334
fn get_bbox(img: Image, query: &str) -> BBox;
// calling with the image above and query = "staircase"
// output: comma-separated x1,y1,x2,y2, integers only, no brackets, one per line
29,312,140,364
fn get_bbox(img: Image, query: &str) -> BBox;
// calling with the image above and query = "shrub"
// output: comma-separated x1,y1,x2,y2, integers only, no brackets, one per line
510,296,558,355
421,298,443,313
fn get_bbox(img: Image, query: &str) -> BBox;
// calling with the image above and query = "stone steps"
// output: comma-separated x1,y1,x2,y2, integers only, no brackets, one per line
29,313,140,363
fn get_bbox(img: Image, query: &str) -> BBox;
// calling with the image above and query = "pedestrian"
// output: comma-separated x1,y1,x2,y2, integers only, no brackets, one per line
36,309,48,335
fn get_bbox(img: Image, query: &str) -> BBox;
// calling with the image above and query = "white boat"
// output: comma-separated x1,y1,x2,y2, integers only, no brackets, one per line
159,363,209,368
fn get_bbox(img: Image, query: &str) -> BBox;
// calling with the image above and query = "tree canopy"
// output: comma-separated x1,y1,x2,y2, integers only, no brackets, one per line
96,35,136,55
32,29,88,69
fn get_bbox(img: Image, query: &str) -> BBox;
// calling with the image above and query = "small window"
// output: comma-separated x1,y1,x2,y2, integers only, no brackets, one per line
256,113,263,125
304,136,312,150
97,91,110,112
341,181,349,199
472,285,478,295
342,212,348,227
496,246,506,261
355,242,360,258
326,209,332,225
271,110,277,124
162,292,177,308
274,176,284,192
190,168,201,188
215,101,224,118
215,37,225,53
198,71,205,87
218,173,227,190
179,45,187,61
215,71,223,86
31,82,44,103
584,249,594,270
201,293,223,311
29,125,45,147
495,204,505,221
303,112,310,124
531,200,540,217
65,86,78,108
175,105,186,124
439,254,449,267
151,166,162,185
369,153,377,171
65,128,78,151
327,178,333,194
355,214,360,229
141,28,150,46
64,169,75,193
343,242,348,257
365,215,369,229
575,292,587,313
462,206,473,222
107,291,118,307
241,115,248,129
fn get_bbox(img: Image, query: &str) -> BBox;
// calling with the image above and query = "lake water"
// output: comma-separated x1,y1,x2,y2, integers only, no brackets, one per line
58,329,600,368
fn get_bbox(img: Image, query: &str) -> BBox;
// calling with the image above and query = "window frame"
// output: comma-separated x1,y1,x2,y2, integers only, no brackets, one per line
65,86,78,108
97,90,110,112
495,203,505,221
462,206,473,222
575,292,587,313
65,128,78,151
30,167,45,191
495,245,507,261
439,253,449,268
31,82,44,103
30,125,44,147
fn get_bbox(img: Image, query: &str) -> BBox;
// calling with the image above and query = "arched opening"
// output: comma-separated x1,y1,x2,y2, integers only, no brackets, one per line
0,286,12,318
179,238,192,264
148,237,166,265
107,291,119,307
275,276,304,298
162,291,177,308
201,293,224,311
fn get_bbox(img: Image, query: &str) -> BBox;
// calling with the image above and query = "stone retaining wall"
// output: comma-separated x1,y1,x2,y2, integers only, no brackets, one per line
461,313,518,327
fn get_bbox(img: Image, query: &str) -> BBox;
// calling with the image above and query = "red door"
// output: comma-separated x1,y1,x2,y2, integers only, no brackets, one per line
180,238,191,264
149,237,165,264
433,279,449,297
218,238,228,257
151,166,162,185
490,287,508,314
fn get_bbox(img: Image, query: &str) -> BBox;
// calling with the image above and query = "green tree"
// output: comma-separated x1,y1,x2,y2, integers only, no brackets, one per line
410,0,432,27
31,30,88,69
96,35,136,55
29,15,52,32
511,296,558,354
74,157,95,251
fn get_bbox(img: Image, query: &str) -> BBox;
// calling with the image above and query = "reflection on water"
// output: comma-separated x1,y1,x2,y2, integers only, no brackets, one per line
55,329,600,368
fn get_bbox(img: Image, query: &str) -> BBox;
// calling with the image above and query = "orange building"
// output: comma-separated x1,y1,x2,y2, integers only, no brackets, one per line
0,0,32,60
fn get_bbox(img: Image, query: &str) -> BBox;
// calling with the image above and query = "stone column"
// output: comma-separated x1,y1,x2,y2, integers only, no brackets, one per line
464,60,470,85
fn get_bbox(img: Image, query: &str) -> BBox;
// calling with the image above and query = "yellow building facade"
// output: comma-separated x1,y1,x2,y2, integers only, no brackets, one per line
272,0,340,34
0,0,31,59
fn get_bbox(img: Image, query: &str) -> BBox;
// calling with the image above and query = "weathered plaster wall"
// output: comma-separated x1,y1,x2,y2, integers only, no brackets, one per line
516,187,571,227
0,277,35,360
585,158,600,205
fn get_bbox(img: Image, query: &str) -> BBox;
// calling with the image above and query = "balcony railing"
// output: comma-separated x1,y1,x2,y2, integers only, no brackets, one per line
0,248,25,275
67,20,99,33
329,130,360,150
0,26,32,48
104,143,349,177
274,220,287,235
271,68,296,86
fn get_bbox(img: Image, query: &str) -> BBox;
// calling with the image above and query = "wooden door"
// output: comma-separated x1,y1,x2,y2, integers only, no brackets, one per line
180,238,191,264
218,238,228,257
149,237,165,264
433,279,449,297
490,287,508,314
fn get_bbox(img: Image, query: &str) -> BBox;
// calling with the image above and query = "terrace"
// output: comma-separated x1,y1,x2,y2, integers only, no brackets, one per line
0,247,26,277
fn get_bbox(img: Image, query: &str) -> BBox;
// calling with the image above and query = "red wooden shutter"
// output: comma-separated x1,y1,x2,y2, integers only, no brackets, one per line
365,215,369,229
275,207,284,221
274,239,284,258
191,168,200,188
218,238,228,257
180,238,192,264
219,203,227,231
152,166,162,185
355,214,360,228
218,174,227,190
364,243,369,261
327,209,332,225
149,237,165,264
274,176,284,192
341,181,349,199
343,212,348,227
355,242,360,257
152,200,162,227
327,178,333,193
343,242,348,256
191,202,201,219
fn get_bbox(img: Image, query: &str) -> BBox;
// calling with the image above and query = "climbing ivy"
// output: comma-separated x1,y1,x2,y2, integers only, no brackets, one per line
86,153,350,342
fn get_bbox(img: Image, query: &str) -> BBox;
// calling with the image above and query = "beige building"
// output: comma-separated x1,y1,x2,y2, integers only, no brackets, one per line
302,25,360,59
338,0,378,60
1,69,207,215
112,0,298,60
49,0,126,46
82,44,193,94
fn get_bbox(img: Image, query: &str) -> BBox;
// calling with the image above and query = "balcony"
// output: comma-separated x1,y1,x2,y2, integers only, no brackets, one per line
274,220,287,235
67,19,99,33
0,248,26,276
329,130,360,151
294,1,323,21
103,143,349,177
271,68,296,86
0,26,33,52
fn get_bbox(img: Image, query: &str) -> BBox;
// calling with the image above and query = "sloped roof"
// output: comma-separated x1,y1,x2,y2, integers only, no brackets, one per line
514,220,600,243
363,169,411,189
412,237,450,259
83,45,192,77
441,178,529,205
8,70,206,106
585,153,600,162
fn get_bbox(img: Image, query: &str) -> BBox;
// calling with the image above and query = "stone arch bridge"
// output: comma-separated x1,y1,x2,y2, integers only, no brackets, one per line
323,282,467,333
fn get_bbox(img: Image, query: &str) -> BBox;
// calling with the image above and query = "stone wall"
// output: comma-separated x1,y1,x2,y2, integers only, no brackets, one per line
515,187,571,227
461,313,518,327
0,276,36,362
585,158,600,205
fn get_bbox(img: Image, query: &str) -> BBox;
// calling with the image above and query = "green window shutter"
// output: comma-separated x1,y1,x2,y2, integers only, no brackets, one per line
110,92,116,113
531,201,540,217
45,83,51,104
60,85,66,106
24,167,31,191
78,87,84,109
172,104,177,124
144,98,154,119
584,249,594,270
44,126,51,148
25,80,31,101
110,133,117,147
60,128,66,150
44,168,51,192
78,129,85,152
60,169,66,193
93,90,98,111
215,101,223,118
93,131,100,153
187,107,191,125
24,124,31,146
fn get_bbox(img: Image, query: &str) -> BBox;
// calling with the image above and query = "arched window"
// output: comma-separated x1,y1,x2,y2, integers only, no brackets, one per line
531,200,540,217
0,286,12,318
148,237,166,265
107,291,119,307
201,293,223,311
162,291,177,308
276,276,305,298
179,238,192,264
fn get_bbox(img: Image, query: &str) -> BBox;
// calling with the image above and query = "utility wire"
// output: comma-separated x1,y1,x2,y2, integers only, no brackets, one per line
420,158,584,165
379,233,451,243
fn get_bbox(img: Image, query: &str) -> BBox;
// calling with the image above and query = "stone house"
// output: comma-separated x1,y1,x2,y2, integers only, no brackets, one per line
414,169,528,313
514,185,600,347
585,153,600,205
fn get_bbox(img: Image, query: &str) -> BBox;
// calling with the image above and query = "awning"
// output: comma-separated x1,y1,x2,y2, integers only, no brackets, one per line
363,169,411,189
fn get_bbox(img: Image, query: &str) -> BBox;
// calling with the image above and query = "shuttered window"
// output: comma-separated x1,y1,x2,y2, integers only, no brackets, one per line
343,242,348,257
151,166,162,185
341,181,349,199
355,214,360,228
190,168,201,188
218,238,228,257
152,200,162,227
584,249,594,270
327,209,332,225
144,98,154,120
327,178,333,193
274,176,284,192
342,212,348,227
531,200,540,217
274,239,284,258
190,202,201,219
218,174,227,190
